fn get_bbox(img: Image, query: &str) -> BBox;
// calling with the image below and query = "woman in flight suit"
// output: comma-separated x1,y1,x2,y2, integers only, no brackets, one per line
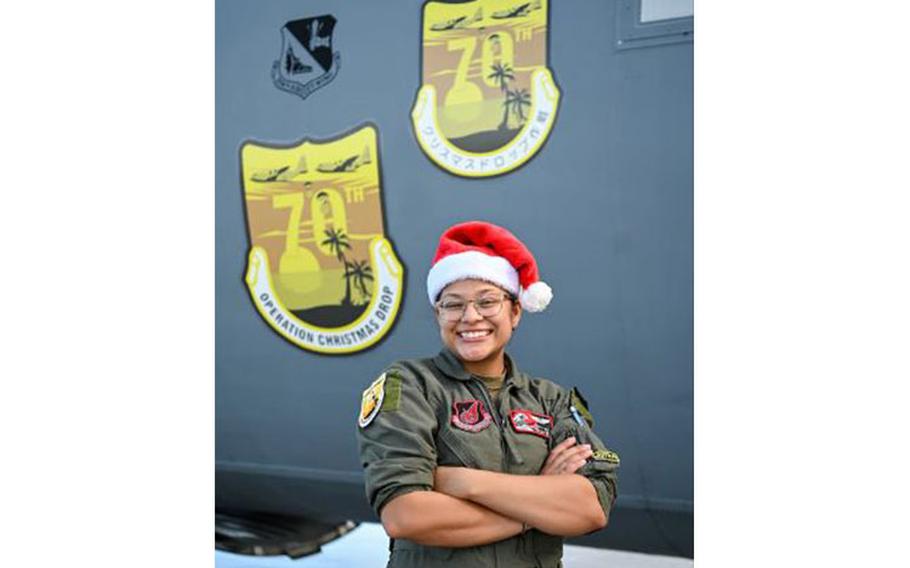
357,221,619,568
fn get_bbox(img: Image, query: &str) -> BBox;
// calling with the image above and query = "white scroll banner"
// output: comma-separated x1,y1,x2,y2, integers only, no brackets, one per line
411,68,560,177
245,237,404,354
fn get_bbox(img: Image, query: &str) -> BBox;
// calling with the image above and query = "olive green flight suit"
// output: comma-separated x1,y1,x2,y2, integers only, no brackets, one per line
357,349,619,568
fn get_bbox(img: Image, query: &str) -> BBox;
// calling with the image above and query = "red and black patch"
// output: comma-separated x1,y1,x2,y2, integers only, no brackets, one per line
451,399,493,433
509,409,553,439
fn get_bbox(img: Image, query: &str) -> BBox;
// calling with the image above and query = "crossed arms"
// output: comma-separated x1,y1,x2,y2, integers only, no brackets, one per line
380,437,607,548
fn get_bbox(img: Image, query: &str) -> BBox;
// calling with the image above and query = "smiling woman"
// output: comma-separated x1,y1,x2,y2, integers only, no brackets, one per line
356,221,620,568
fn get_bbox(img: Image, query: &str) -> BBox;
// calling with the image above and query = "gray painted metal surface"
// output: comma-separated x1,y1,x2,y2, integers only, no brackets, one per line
217,0,692,557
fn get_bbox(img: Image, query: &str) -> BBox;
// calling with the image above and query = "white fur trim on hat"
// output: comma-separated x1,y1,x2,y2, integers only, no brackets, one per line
519,281,553,313
426,251,520,304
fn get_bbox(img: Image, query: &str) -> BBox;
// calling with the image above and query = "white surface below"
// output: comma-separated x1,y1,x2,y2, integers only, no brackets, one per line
216,522,693,567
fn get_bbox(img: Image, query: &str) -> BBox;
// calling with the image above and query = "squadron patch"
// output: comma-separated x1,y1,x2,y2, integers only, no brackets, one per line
591,449,621,465
411,0,560,177
508,409,552,439
359,373,386,428
451,400,493,433
240,124,405,354
272,15,341,100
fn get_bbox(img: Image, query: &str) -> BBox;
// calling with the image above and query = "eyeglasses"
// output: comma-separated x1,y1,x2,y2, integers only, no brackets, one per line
435,294,511,322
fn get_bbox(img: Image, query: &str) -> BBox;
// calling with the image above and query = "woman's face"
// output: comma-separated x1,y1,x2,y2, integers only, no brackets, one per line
435,279,522,375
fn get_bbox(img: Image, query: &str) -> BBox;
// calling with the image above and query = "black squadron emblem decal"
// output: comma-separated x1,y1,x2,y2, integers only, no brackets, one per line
272,15,341,100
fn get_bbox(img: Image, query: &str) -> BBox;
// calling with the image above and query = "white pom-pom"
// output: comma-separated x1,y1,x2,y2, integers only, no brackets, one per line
519,281,553,312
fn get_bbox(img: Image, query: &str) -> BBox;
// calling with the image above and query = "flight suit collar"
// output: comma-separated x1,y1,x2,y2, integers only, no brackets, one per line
433,349,529,390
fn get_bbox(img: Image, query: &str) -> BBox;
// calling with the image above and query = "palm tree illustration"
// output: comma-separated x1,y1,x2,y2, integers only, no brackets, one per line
321,228,356,306
490,62,518,131
347,259,374,305
321,227,350,262
499,90,515,130
509,88,531,124
488,62,514,93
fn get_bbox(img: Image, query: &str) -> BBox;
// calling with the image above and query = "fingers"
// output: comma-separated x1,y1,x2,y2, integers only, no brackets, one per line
541,437,594,475
550,444,592,473
542,436,579,469
561,448,592,473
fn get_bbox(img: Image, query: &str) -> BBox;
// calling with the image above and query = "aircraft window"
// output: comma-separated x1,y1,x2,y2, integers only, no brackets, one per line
616,0,694,51
640,0,694,23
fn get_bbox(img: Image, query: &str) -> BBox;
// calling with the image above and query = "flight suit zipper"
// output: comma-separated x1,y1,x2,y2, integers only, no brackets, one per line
472,379,507,473
473,379,530,568
472,382,504,568
473,378,524,472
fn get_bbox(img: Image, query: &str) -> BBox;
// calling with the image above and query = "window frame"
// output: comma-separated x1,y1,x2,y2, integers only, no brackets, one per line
615,0,694,51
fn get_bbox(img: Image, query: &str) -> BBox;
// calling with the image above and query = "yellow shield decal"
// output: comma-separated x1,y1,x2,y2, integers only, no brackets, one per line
411,0,560,177
359,373,386,428
240,124,404,354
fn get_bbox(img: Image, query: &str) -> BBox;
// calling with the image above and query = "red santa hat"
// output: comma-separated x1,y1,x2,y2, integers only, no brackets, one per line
426,221,553,313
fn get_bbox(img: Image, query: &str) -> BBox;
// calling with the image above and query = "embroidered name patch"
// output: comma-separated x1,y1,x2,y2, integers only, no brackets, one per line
509,409,553,439
592,449,621,465
451,400,493,433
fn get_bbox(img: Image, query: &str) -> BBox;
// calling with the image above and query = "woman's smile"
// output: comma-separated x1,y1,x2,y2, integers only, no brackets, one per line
456,328,494,340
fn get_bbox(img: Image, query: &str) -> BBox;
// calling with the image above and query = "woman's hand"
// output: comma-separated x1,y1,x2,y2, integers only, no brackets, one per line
434,466,475,499
539,436,592,475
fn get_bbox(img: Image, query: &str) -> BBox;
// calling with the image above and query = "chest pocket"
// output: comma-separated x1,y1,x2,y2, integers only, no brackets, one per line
436,424,504,471
504,414,551,474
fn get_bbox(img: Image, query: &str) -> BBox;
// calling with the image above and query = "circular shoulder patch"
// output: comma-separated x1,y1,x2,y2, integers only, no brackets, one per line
358,373,386,428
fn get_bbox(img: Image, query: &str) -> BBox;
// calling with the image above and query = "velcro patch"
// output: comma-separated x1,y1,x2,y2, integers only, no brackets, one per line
358,373,386,428
571,387,595,429
591,449,620,465
509,409,553,439
380,372,402,413
451,400,493,433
